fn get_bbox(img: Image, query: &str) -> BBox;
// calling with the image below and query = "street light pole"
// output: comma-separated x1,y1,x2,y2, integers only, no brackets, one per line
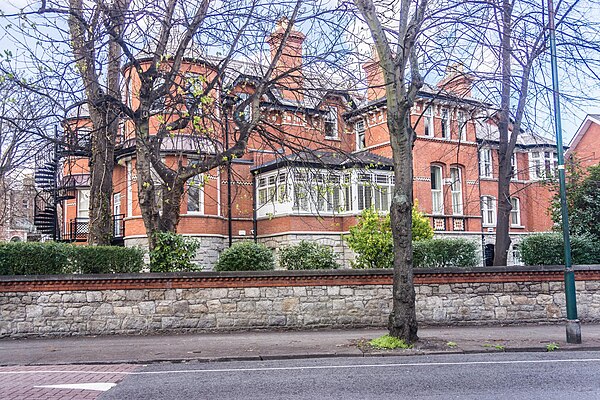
547,0,581,344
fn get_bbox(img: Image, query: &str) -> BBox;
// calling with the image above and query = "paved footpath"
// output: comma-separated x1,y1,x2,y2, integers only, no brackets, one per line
0,364,138,400
2,324,600,399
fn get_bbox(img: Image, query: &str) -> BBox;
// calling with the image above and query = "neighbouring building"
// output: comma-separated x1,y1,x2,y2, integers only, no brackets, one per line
567,114,600,169
0,175,38,242
48,22,576,269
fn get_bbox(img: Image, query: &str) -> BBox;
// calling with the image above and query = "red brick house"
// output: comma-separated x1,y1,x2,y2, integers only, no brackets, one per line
55,23,568,268
567,114,600,169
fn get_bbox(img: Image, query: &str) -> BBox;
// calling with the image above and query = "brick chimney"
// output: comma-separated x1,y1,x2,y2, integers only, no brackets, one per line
267,17,305,101
437,63,474,97
363,45,386,102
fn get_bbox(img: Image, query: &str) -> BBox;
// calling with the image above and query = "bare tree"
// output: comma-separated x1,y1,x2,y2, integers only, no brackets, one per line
352,0,430,342
455,0,600,265
0,80,49,226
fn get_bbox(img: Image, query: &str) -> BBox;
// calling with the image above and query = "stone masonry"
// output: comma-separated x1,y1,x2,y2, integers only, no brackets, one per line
2,267,600,338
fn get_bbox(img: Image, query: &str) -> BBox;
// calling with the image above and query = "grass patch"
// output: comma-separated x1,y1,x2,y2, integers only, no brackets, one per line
446,341,458,348
369,334,413,350
546,342,560,352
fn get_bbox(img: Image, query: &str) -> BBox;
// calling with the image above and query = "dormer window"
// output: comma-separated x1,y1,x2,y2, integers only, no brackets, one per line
324,107,338,138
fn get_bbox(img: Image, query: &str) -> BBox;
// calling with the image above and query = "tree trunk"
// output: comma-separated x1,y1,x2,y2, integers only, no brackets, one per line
158,178,185,233
387,105,418,342
494,150,512,266
135,122,161,250
87,106,117,245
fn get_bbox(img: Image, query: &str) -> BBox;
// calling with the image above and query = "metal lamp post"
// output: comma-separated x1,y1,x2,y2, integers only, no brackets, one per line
547,0,581,344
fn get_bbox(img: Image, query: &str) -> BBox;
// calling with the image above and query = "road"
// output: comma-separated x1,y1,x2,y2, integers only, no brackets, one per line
99,351,600,400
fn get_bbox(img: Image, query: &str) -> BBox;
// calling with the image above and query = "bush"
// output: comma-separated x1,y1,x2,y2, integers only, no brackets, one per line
344,206,433,269
215,241,274,271
150,232,201,272
520,233,600,265
279,241,340,270
72,246,145,274
0,242,73,275
344,208,393,269
413,238,478,268
0,242,145,275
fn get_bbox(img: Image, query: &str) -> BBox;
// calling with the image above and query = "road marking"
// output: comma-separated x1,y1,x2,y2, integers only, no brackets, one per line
34,383,117,391
4,357,600,377
130,357,600,375
0,370,133,375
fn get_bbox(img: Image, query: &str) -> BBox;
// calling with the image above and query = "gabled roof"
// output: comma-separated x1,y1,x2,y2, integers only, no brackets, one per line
251,151,394,174
567,114,600,155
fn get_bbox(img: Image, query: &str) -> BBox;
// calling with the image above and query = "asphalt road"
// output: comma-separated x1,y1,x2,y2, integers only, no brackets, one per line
100,351,600,400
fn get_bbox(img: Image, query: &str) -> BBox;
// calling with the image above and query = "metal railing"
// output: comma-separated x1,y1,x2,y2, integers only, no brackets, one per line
65,214,125,242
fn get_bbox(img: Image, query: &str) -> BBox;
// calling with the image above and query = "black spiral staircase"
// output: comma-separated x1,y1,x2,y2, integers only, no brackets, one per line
33,143,67,240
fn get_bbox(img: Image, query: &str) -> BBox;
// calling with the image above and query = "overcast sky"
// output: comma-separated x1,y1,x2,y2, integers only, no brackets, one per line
1,0,598,143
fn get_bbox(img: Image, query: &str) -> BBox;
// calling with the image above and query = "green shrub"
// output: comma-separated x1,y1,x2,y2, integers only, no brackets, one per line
520,233,600,265
150,232,201,272
344,208,393,269
0,241,73,275
215,241,274,271
279,241,340,270
412,201,434,241
0,242,145,275
413,238,478,268
72,246,144,274
344,206,434,269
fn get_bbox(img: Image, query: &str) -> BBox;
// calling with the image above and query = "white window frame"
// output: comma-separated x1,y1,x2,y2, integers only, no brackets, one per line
77,189,90,219
510,197,521,227
324,106,338,139
187,174,205,214
529,150,558,180
481,195,496,227
431,165,443,215
511,153,518,180
355,119,366,150
457,110,467,141
441,108,450,139
450,167,463,215
357,173,394,212
423,105,434,137
479,148,493,178
511,243,524,266
236,92,252,122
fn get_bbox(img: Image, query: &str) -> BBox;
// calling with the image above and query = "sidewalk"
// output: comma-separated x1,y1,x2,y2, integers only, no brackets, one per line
2,324,600,366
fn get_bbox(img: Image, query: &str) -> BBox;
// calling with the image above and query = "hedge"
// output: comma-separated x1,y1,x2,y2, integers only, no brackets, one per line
0,242,144,275
413,238,479,268
279,241,340,270
520,233,600,265
215,241,275,271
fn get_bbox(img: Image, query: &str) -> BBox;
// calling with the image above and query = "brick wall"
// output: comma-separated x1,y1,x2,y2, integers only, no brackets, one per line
1,266,599,338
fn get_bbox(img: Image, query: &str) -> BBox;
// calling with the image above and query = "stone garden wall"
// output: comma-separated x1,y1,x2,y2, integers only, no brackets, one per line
1,266,600,338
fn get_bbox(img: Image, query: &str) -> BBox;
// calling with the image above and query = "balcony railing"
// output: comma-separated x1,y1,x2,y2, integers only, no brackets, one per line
65,214,125,243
